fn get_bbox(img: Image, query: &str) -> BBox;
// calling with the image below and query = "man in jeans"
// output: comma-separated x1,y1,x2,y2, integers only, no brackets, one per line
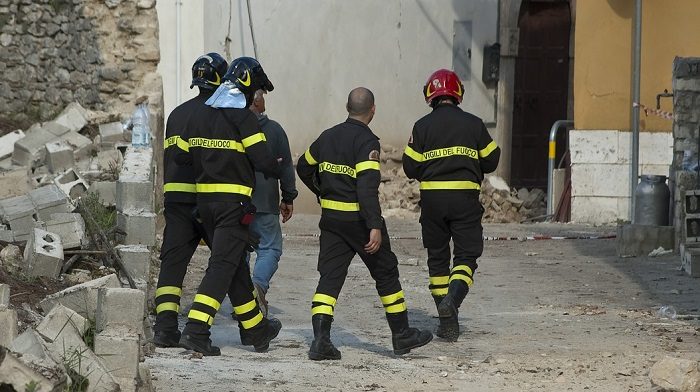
249,89,297,316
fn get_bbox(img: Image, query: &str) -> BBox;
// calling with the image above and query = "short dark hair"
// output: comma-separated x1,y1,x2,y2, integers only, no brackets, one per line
347,87,375,116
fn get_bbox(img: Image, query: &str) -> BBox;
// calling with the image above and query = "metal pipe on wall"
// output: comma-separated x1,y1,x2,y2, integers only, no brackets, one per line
175,0,182,105
629,0,642,221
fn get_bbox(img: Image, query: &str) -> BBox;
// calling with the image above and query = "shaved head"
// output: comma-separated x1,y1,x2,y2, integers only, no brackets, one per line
346,87,375,116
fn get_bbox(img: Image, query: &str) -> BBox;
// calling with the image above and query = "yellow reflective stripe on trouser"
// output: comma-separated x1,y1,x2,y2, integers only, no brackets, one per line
163,182,196,193
313,293,337,306
429,276,449,296
156,286,182,297
311,305,334,316
430,287,448,296
193,294,221,311
156,302,179,314
404,145,424,162
479,141,498,158
381,291,406,314
304,149,318,165
240,312,263,329
241,132,267,148
188,309,214,326
452,265,473,277
450,265,474,286
356,160,380,172
429,276,449,286
233,299,257,315
320,198,360,211
385,303,407,313
419,181,481,190
380,291,404,305
188,137,245,152
196,183,254,196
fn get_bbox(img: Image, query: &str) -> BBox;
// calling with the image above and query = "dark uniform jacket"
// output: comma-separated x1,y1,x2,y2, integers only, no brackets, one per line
402,104,500,190
163,92,211,204
297,118,383,229
175,105,281,203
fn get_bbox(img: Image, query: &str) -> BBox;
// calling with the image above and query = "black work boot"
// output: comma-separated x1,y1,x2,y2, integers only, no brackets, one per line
437,281,468,342
308,314,341,360
432,295,450,340
251,317,282,352
153,312,181,347
152,330,181,348
386,311,433,355
179,323,221,356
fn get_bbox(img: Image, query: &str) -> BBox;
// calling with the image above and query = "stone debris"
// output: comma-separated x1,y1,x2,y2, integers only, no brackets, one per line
45,213,87,250
45,140,76,173
377,145,547,223
0,346,68,392
39,274,121,318
95,287,145,333
22,228,64,279
54,168,89,201
0,129,25,160
0,294,18,347
29,184,72,221
649,356,700,392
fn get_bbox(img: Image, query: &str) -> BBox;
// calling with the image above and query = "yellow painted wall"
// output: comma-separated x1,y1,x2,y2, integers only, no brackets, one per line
574,0,700,132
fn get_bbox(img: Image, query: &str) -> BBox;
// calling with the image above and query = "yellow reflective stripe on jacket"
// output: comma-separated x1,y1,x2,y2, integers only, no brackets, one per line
319,162,356,178
356,160,380,172
193,294,221,311
311,305,334,316
156,302,179,314
240,312,263,329
188,309,214,326
163,183,196,193
419,181,481,191
479,141,498,158
233,299,257,315
304,149,318,165
320,198,360,211
312,293,337,306
164,136,190,152
188,137,245,152
404,145,424,162
196,183,253,196
156,286,182,298
241,132,267,148
380,291,404,305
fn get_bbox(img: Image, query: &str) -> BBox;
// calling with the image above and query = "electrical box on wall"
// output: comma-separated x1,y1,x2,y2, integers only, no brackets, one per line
482,43,501,84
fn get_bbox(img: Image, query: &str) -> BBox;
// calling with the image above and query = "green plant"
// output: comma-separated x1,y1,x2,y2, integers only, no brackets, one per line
78,192,116,237
24,380,39,392
61,345,90,392
82,318,96,350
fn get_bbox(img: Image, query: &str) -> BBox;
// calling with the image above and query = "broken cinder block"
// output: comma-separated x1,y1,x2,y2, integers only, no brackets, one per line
0,194,37,234
22,228,64,279
29,184,72,221
115,245,150,281
0,347,67,392
45,213,86,250
0,307,18,347
90,181,117,206
94,326,141,389
45,140,76,173
54,168,89,201
96,287,145,333
98,121,127,147
36,304,90,343
0,283,9,307
39,273,121,318
682,248,700,278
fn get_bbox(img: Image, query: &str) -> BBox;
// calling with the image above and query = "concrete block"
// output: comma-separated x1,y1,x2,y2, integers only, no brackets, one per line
0,283,9,307
60,130,94,159
54,168,89,201
45,140,75,173
45,213,86,250
90,181,117,206
0,194,37,235
54,102,88,133
571,163,629,197
619,131,674,166
0,168,32,199
12,128,57,166
41,121,71,136
0,228,14,243
115,245,151,281
117,210,156,246
23,228,64,279
682,248,700,278
138,364,153,392
10,328,56,361
98,121,126,146
617,224,675,257
36,304,90,342
0,347,67,392
94,327,140,383
117,147,154,212
570,130,620,164
96,287,145,333
0,129,25,160
39,273,121,318
29,184,72,221
0,307,18,347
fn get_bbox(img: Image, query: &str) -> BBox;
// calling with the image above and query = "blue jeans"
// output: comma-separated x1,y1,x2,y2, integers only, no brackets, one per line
249,212,283,293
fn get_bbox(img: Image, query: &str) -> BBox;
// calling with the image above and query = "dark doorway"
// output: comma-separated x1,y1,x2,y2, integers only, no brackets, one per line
511,1,571,189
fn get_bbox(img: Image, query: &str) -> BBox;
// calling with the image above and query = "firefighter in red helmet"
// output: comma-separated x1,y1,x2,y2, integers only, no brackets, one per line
402,69,500,341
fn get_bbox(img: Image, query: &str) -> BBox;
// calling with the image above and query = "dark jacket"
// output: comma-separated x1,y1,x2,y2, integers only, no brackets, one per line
296,118,383,229
251,114,298,214
402,104,500,191
163,92,211,204
175,105,281,203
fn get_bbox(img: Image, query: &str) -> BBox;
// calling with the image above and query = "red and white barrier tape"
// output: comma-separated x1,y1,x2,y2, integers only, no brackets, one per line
633,102,673,120
283,233,616,241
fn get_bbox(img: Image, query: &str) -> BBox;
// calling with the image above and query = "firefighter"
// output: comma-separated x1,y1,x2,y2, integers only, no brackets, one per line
152,53,227,348
297,87,433,360
175,57,283,356
402,69,500,341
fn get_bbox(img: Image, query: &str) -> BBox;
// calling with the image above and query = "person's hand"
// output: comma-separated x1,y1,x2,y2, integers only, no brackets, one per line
364,228,382,254
280,202,293,223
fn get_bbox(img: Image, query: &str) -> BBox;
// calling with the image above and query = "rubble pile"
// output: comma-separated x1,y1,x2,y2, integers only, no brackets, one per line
378,145,547,222
0,102,157,391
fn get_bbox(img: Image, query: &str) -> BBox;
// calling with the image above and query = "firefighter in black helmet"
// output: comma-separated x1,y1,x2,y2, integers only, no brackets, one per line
174,57,283,356
402,69,500,341
152,53,227,348
297,87,433,360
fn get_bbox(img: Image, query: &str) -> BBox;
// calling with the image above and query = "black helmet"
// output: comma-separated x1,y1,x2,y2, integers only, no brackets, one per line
223,57,274,107
190,53,228,90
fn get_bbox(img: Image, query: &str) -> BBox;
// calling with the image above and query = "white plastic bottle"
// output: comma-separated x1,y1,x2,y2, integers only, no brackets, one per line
131,103,151,148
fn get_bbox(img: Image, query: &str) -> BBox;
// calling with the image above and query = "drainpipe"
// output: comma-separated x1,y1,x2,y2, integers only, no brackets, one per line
629,0,642,221
175,0,182,105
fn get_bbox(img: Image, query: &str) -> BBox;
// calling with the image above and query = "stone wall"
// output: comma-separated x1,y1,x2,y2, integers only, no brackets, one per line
0,0,162,125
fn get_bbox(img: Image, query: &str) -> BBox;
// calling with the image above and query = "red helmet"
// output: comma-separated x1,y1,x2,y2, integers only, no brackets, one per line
423,69,464,105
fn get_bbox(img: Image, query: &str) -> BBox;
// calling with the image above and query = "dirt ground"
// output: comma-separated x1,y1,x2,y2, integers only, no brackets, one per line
145,214,700,392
